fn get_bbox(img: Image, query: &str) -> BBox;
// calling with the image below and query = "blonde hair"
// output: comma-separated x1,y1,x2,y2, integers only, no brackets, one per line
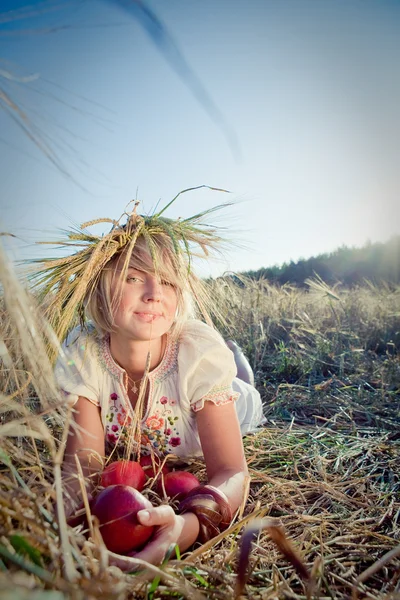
30,188,231,356
86,234,196,339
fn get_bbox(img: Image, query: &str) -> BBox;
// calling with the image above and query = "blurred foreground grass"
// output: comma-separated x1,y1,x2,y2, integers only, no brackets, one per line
0,250,399,599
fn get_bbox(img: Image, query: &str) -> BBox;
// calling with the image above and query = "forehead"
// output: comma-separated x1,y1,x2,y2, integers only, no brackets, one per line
128,245,154,268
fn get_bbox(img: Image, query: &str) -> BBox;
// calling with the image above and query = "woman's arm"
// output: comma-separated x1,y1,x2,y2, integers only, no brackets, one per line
196,400,249,511
62,396,105,515
113,401,247,568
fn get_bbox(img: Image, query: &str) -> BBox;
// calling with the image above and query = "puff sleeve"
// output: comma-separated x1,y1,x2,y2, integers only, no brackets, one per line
178,320,239,412
54,327,100,407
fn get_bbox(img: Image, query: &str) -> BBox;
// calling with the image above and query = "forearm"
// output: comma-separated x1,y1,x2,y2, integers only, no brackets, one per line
62,462,94,517
196,401,251,514
61,397,105,512
176,512,200,552
62,451,102,488
62,448,103,514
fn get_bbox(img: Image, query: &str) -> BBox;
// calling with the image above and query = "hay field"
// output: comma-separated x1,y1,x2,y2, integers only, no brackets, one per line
0,249,399,599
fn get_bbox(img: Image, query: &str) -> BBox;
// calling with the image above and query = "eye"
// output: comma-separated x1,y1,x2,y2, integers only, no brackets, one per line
161,279,175,287
127,276,141,283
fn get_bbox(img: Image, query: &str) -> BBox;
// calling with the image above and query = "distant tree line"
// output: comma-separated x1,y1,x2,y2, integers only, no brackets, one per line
242,235,400,287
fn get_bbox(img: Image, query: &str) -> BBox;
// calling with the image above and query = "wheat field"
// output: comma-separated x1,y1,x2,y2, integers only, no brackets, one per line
0,246,399,599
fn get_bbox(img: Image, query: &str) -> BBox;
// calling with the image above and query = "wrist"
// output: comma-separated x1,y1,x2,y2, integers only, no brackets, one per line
177,512,200,551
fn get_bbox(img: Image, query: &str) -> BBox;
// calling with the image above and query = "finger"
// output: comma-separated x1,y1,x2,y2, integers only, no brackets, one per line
137,505,175,526
108,550,154,573
108,552,140,572
129,538,177,566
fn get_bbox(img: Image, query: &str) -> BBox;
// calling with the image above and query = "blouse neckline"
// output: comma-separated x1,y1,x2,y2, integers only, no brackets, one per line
100,332,178,382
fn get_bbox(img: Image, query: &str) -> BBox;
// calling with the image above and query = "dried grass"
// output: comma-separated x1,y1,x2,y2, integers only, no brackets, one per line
1,247,399,599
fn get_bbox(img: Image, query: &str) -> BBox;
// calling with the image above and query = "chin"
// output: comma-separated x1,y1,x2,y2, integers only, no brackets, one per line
129,326,170,341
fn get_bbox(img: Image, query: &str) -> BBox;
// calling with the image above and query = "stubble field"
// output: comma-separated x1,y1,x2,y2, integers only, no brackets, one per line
0,251,399,600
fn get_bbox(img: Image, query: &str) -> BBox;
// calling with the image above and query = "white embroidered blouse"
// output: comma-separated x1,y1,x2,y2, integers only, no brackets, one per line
55,319,263,457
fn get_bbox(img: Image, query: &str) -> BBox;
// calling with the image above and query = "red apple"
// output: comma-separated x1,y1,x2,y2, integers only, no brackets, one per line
91,484,154,554
139,454,170,481
100,460,146,492
160,471,200,500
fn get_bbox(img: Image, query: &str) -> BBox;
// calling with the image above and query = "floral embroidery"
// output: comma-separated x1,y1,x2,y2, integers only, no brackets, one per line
100,334,178,385
141,434,151,447
152,338,179,383
169,436,181,447
98,337,121,381
145,414,164,430
105,392,182,454
133,396,181,453
191,385,239,412
117,408,132,427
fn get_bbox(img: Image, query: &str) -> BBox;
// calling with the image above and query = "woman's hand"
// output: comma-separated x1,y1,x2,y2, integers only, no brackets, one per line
133,506,184,565
108,506,200,571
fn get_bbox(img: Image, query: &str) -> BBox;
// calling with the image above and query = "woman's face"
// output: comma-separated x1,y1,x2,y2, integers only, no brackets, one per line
110,262,178,342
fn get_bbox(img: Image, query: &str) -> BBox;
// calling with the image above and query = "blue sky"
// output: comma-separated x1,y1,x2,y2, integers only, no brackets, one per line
1,0,399,277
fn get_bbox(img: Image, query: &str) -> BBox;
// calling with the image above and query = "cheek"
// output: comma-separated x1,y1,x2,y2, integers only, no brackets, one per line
111,294,129,318
166,290,178,316
114,285,137,307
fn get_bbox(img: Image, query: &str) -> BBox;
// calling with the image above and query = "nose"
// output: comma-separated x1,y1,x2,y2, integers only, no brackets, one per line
143,276,163,303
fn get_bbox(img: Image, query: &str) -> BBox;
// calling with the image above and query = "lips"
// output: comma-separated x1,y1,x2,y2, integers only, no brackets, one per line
134,312,162,322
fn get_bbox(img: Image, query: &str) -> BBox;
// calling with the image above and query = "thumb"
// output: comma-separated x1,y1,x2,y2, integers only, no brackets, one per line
137,505,175,526
137,509,151,525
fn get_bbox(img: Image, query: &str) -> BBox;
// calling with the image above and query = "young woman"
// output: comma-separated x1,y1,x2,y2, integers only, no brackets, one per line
37,199,263,567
